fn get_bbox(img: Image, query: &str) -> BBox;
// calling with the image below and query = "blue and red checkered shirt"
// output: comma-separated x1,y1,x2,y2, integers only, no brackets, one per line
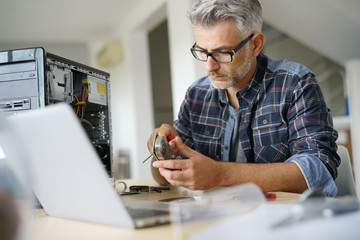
174,53,339,197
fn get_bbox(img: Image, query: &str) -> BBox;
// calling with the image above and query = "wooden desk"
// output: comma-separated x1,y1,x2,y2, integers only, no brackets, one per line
29,179,300,240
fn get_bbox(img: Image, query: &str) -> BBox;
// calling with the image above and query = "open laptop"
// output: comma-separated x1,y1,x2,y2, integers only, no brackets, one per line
4,103,170,228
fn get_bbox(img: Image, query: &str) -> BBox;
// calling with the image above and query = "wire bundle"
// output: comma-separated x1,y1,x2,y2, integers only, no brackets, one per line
73,84,88,118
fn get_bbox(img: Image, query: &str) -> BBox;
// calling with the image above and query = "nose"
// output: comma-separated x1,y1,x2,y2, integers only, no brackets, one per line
204,56,220,72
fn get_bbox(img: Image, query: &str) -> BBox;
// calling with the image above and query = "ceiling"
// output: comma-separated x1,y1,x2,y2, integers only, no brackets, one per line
0,0,359,65
0,0,144,42
260,0,360,65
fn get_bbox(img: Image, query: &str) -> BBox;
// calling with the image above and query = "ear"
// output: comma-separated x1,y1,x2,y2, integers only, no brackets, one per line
251,33,265,57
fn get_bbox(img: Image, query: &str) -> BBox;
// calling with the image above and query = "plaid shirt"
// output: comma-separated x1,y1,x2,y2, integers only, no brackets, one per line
174,53,340,197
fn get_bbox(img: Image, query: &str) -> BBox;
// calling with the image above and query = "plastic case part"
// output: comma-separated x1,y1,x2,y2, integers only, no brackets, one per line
170,182,265,239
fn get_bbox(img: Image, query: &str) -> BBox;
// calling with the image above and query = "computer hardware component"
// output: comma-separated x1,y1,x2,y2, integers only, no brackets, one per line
0,47,112,174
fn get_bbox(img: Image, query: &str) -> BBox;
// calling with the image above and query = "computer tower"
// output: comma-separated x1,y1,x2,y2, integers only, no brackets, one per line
0,47,113,174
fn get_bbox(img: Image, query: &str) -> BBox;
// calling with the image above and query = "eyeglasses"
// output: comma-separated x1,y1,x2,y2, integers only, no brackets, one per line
190,34,254,63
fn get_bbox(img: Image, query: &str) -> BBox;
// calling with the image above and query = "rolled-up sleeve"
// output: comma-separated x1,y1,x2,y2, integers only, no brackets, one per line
286,154,338,197
286,73,340,197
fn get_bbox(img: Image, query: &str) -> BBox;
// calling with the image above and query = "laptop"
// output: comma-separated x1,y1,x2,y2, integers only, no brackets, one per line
4,103,170,229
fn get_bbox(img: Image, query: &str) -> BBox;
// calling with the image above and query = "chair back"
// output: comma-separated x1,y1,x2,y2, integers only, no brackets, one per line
335,145,357,198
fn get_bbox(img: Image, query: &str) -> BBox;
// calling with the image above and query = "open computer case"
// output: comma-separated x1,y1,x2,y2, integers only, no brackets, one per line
0,47,113,174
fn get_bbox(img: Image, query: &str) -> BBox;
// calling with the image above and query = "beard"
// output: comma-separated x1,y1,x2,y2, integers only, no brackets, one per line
208,47,252,90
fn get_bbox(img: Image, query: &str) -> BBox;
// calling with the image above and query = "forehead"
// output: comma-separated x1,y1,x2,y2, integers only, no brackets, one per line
194,19,243,50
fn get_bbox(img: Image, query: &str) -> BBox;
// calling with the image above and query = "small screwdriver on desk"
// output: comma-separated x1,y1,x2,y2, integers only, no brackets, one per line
142,135,174,163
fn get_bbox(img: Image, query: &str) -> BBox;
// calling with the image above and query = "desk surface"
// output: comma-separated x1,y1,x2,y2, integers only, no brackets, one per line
29,179,300,240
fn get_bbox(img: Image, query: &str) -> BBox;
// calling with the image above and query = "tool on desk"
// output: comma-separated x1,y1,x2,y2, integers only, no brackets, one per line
151,187,171,193
263,191,277,200
143,133,174,163
119,191,141,196
272,189,360,229
129,185,171,193
130,185,150,193
159,197,195,202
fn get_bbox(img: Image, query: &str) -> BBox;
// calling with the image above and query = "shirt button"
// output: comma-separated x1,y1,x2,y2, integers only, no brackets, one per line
263,119,268,124
231,115,234,119
225,145,229,150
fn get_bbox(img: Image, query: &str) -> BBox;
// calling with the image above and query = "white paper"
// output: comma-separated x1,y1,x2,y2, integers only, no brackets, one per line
188,203,360,240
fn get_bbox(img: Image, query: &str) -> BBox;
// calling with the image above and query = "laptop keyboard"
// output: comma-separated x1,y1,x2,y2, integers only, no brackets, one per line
126,207,169,219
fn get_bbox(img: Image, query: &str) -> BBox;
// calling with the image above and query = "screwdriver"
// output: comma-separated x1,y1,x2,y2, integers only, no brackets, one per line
167,135,175,141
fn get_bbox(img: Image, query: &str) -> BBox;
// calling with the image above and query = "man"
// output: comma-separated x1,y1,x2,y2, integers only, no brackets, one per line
147,0,339,197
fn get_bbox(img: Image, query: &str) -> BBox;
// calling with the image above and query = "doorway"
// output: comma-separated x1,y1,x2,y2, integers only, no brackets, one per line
148,20,174,128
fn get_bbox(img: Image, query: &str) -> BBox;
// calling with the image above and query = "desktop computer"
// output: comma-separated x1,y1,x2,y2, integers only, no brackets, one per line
0,47,113,174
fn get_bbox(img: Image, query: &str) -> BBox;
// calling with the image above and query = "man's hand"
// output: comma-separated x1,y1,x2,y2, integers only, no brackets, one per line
152,136,221,190
148,124,179,186
149,128,308,193
147,124,179,154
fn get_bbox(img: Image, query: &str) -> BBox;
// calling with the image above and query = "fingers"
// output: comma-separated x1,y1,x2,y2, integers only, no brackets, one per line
172,136,196,158
153,159,191,186
157,124,178,138
152,159,187,170
157,164,189,184
168,140,179,155
157,167,197,190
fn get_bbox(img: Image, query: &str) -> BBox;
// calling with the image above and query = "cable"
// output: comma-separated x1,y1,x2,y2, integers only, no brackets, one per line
80,118,95,141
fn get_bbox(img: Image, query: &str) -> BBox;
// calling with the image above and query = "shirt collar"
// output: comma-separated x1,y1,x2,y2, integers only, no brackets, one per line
218,88,228,106
236,53,267,104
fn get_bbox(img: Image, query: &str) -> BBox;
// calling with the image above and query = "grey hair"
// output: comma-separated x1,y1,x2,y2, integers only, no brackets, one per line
188,0,263,37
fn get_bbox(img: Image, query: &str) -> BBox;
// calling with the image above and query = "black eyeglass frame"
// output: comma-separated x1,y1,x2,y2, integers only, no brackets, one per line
190,34,255,63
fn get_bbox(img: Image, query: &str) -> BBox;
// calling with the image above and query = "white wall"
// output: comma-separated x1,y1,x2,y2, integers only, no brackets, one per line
346,60,360,199
167,0,204,119
260,0,360,66
89,0,165,179
88,0,201,179
0,42,89,65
